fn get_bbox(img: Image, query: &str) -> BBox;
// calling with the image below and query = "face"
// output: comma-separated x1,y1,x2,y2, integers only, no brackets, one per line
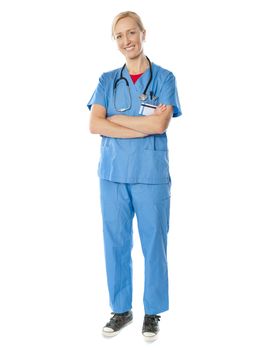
114,16,145,60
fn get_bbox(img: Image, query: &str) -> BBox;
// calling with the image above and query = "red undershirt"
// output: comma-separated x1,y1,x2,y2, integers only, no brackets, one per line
130,73,143,84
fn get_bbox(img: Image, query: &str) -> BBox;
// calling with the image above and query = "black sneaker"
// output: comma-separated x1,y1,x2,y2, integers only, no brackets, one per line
102,311,133,337
142,314,161,341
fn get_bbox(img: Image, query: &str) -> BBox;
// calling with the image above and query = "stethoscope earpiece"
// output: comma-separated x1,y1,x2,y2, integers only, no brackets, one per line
150,91,158,101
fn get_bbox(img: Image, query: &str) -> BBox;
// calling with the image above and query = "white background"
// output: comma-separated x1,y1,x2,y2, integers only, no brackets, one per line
0,0,264,349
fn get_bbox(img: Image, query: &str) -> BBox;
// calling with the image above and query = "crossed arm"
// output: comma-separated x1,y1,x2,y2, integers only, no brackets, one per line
89,104,173,138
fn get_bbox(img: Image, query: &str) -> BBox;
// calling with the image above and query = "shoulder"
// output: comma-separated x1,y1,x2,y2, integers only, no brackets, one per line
101,67,121,80
97,68,121,88
152,63,174,76
152,62,175,84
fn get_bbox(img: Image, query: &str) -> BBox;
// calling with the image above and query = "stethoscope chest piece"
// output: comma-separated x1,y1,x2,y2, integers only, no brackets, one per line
139,93,148,101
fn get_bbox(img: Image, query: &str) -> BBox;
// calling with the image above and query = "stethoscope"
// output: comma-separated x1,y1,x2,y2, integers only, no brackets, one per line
113,56,157,112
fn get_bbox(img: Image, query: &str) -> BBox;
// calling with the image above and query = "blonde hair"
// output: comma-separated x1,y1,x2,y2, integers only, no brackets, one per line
112,11,145,38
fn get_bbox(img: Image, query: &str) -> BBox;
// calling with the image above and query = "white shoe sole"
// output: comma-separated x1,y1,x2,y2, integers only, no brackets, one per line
143,332,158,342
102,320,133,337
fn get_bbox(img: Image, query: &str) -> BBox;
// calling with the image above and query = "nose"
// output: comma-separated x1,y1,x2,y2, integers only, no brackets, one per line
124,33,131,46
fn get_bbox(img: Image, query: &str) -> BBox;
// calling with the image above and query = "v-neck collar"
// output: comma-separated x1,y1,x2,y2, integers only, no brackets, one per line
123,65,151,94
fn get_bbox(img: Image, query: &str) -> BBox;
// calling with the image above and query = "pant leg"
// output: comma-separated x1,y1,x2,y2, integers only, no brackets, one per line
100,179,134,313
131,182,171,315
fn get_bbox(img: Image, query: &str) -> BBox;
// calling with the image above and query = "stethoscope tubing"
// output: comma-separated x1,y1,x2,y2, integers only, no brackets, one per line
114,56,153,102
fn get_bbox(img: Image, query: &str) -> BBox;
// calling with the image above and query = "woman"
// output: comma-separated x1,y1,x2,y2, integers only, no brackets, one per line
87,11,181,341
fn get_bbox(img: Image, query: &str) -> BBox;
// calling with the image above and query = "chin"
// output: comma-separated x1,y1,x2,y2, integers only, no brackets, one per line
124,51,141,60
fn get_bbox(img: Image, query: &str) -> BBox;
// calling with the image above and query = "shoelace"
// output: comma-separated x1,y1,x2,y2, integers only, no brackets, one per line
144,315,161,325
108,312,127,326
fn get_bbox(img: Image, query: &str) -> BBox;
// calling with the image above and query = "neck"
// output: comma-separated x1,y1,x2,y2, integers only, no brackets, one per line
126,55,149,75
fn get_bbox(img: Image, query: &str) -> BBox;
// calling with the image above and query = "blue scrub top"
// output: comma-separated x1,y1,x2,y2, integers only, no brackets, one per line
87,62,182,184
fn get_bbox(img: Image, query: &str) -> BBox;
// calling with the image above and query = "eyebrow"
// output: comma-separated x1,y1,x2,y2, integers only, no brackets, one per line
114,27,137,35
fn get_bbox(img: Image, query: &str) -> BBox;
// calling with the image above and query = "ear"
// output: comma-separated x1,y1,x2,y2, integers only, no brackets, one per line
142,30,146,41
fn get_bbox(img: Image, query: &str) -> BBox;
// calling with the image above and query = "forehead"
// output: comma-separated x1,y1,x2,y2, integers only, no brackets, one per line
114,17,139,34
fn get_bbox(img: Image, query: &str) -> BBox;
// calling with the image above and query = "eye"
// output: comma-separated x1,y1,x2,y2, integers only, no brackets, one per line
115,34,122,40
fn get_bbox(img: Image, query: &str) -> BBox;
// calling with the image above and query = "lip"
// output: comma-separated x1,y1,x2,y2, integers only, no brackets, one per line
124,45,135,51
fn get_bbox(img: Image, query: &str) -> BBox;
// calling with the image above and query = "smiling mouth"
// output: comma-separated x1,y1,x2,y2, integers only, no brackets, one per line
125,45,135,51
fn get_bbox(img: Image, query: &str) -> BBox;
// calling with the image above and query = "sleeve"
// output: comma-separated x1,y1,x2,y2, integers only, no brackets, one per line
159,72,182,118
87,74,106,110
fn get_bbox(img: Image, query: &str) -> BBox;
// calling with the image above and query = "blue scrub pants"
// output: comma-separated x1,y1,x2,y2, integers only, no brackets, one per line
100,179,171,315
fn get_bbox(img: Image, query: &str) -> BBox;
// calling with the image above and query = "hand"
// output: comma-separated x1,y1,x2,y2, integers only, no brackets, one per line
152,104,167,116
